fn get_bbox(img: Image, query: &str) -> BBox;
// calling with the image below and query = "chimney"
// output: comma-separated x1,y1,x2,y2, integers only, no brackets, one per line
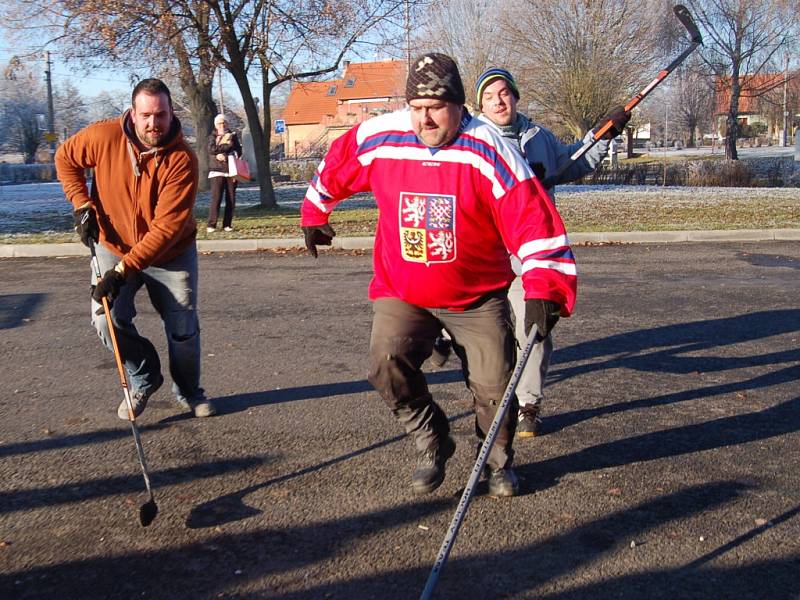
342,60,350,77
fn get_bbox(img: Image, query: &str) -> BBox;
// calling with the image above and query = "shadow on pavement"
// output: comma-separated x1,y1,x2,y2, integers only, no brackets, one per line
738,251,800,270
186,410,474,529
0,420,184,459
0,496,454,600
522,392,800,493
0,455,267,515
4,481,776,600
212,369,464,416
552,309,800,380
547,362,800,434
0,292,44,329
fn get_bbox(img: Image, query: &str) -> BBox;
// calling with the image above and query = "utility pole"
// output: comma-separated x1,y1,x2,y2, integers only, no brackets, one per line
782,54,789,147
663,99,668,186
405,0,411,69
44,51,56,158
217,68,225,115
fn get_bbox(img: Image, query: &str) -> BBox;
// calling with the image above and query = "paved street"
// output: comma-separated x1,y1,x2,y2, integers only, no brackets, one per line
0,242,798,599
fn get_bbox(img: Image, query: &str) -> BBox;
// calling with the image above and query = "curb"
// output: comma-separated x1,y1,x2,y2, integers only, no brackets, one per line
0,230,798,258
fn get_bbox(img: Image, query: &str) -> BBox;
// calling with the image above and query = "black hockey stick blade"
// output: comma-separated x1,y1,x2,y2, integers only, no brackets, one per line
674,4,703,44
140,498,158,527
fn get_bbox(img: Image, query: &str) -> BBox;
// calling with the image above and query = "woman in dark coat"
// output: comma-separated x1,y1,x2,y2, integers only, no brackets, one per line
207,113,243,232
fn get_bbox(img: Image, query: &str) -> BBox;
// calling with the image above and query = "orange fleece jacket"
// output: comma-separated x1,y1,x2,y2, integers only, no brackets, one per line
56,110,198,271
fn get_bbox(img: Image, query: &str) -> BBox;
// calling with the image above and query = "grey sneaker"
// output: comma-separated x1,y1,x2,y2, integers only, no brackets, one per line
191,398,217,418
429,336,452,368
118,374,164,420
412,436,456,495
487,467,519,498
516,404,542,438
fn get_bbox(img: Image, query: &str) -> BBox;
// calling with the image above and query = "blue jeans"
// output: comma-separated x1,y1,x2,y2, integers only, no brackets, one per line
91,243,203,405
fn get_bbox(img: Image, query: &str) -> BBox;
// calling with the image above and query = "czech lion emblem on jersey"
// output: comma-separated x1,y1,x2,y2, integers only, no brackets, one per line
399,192,456,264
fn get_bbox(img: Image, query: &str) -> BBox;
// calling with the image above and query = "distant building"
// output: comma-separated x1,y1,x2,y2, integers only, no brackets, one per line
282,60,407,158
714,72,800,142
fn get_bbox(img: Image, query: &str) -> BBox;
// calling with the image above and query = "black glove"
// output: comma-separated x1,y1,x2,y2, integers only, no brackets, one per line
73,206,99,248
302,224,336,258
597,105,631,140
92,269,126,304
524,299,561,338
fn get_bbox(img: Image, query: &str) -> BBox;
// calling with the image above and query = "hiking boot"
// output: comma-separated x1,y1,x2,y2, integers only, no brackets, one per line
487,467,519,498
516,404,542,438
412,436,456,495
118,374,164,420
429,336,452,368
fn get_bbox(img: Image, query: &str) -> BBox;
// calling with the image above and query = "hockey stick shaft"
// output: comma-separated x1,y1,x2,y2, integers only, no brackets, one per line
88,237,157,525
419,325,541,600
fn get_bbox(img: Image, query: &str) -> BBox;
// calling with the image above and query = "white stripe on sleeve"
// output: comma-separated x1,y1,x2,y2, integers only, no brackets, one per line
517,235,570,259
520,258,577,277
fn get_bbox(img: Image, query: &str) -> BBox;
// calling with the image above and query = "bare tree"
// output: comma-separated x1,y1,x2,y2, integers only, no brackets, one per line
54,80,89,138
87,90,131,122
5,0,420,206
672,56,715,147
415,0,510,107
197,0,416,207
0,58,48,162
687,0,799,159
4,0,219,189
499,0,664,140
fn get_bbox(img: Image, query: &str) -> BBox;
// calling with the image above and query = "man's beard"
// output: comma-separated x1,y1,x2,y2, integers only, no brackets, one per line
137,127,165,148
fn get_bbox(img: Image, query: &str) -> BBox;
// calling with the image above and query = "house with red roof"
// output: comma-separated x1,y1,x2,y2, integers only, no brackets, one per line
282,60,407,157
713,72,799,141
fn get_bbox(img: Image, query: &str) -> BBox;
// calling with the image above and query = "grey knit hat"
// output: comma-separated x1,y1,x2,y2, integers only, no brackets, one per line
405,53,466,105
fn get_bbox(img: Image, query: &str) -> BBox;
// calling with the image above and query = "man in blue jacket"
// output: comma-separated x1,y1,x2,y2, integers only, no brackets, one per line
432,67,629,438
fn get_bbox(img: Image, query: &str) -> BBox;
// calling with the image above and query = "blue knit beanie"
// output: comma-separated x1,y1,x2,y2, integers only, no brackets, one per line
476,68,520,108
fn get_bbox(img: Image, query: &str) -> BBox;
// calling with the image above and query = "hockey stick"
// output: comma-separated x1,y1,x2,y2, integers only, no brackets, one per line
88,235,158,527
541,4,703,190
419,325,541,600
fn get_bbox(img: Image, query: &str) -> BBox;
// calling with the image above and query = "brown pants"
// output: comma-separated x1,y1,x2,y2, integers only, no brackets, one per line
367,291,517,470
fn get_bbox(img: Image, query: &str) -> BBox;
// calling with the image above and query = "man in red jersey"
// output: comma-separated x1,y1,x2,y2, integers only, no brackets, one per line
300,54,577,498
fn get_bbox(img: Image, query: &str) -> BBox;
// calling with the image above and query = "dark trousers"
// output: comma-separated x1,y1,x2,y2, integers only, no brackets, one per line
367,291,517,470
208,176,238,228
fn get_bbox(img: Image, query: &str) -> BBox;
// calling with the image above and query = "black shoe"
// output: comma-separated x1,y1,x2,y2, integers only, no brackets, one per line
412,436,456,495
487,467,519,498
429,337,452,368
516,404,542,438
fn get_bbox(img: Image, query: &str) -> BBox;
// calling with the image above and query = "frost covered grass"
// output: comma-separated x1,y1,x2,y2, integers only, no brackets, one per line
1,184,798,244
556,185,800,232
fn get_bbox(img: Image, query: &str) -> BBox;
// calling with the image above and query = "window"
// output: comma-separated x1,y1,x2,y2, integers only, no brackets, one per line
345,77,356,88
326,84,337,96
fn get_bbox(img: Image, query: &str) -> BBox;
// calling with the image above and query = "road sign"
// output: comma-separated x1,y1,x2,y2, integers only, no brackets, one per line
275,119,285,134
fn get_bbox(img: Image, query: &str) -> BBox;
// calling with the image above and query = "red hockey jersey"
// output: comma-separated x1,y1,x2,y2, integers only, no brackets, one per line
301,110,577,315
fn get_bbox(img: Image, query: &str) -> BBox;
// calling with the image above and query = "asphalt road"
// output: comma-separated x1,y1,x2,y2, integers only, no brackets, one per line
1,242,799,600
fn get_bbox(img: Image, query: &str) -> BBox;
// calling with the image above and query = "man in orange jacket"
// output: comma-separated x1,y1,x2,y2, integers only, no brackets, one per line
56,78,216,420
